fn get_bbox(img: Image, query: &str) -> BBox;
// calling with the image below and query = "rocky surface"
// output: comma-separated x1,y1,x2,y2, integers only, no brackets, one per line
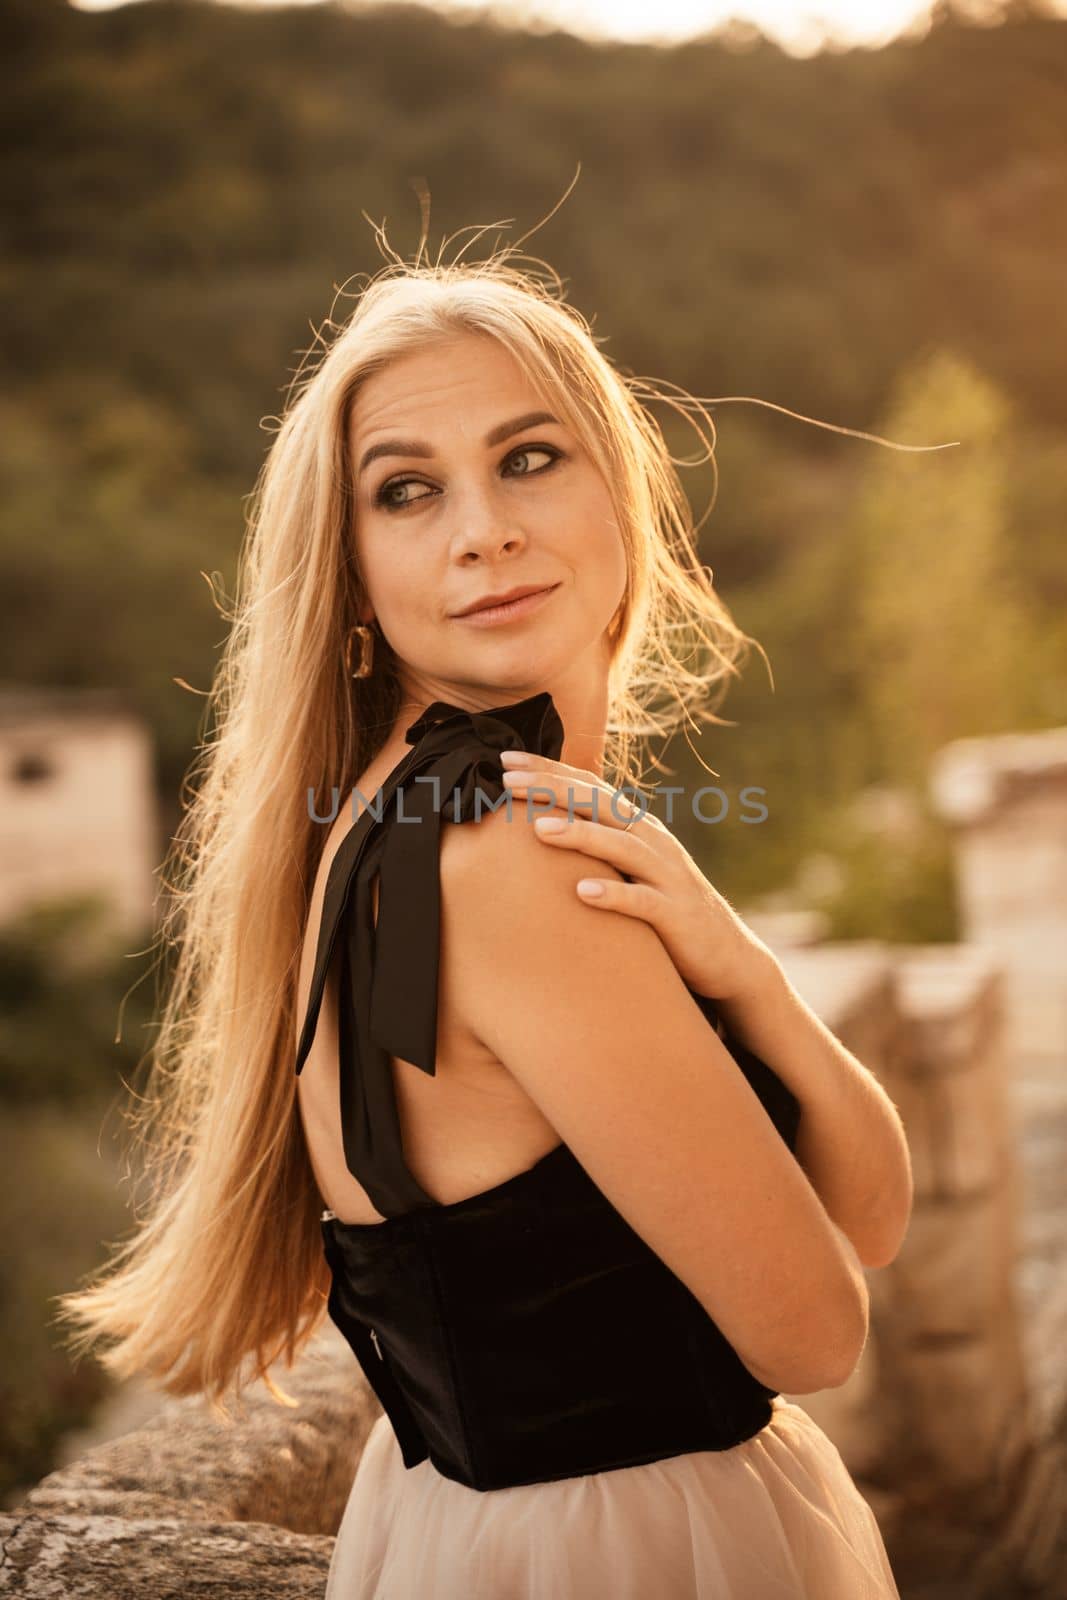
1,1329,374,1598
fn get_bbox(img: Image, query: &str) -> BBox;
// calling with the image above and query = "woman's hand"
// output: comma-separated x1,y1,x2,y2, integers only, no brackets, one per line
499,750,778,1007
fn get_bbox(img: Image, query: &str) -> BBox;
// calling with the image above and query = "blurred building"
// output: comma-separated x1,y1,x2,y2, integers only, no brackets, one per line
931,725,1067,1112
0,686,158,941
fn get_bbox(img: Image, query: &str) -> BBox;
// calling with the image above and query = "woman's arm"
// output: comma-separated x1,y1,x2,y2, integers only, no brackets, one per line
441,810,870,1397
713,951,914,1271
496,751,914,1274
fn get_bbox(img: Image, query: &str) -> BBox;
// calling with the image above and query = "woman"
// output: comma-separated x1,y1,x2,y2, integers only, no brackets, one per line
59,247,910,1597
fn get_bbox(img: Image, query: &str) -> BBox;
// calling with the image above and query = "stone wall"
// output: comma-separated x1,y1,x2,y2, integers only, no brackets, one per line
929,725,1067,1114
760,937,1037,1569
1,1335,375,1597
881,948,1029,1495
763,937,901,1486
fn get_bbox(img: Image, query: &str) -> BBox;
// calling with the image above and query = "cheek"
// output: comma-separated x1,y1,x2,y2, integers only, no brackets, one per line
583,491,627,592
356,537,421,616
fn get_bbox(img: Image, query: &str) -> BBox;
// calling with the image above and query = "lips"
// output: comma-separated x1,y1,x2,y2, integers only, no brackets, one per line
453,584,557,618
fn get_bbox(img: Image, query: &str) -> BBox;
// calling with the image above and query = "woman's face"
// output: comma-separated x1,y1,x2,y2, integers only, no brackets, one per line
349,332,627,710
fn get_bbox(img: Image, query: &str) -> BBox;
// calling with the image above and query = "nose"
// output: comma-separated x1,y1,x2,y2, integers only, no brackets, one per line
452,519,527,564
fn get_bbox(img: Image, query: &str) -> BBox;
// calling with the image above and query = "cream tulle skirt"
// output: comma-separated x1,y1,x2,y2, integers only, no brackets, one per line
325,1396,900,1599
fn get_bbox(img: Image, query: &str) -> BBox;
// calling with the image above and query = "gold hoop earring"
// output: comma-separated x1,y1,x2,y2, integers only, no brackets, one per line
346,623,375,680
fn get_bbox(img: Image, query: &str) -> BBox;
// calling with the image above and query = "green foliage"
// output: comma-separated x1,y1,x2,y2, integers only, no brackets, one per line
807,798,962,946
0,901,158,1500
0,897,157,1106
0,1097,132,1505
661,342,1062,930
844,350,1040,786
3,1,1065,820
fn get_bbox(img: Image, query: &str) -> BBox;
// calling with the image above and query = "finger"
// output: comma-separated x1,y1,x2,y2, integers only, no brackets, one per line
500,758,655,828
503,772,642,828
574,876,665,923
533,815,658,880
502,771,597,811
500,750,598,783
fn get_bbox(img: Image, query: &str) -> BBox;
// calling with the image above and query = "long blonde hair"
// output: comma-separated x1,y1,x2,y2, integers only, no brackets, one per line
53,225,893,1413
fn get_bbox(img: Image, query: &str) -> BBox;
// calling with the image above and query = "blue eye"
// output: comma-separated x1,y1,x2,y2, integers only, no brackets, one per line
373,444,563,514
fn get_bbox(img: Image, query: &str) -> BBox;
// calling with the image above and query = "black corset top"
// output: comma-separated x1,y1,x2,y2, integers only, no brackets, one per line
294,691,802,1492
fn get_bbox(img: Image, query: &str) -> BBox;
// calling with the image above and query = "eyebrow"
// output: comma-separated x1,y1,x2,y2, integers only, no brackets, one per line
357,411,561,478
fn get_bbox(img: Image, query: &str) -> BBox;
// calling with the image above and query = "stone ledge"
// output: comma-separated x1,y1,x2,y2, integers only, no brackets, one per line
0,1510,333,1599
929,724,1067,826
18,1329,372,1536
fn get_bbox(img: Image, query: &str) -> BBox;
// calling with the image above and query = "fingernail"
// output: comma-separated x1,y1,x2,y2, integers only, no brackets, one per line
500,750,526,765
577,879,604,896
535,816,566,833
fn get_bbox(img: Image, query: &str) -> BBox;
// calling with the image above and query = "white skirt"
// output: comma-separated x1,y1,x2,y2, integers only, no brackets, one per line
325,1396,901,1599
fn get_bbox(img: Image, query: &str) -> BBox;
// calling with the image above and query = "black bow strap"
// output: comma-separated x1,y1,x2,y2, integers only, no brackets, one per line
294,691,564,1211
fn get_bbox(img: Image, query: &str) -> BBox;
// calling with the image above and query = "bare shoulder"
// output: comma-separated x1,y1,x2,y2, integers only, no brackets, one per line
437,796,723,1120
439,796,626,927
438,796,650,1033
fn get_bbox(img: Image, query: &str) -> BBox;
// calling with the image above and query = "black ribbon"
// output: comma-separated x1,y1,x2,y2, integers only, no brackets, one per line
294,691,564,1215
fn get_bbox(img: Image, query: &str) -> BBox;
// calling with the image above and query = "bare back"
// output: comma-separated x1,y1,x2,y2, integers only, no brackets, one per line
295,742,563,1225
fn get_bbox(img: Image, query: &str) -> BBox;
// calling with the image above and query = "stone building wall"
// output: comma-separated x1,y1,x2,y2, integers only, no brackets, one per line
0,687,158,940
930,725,1067,1113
